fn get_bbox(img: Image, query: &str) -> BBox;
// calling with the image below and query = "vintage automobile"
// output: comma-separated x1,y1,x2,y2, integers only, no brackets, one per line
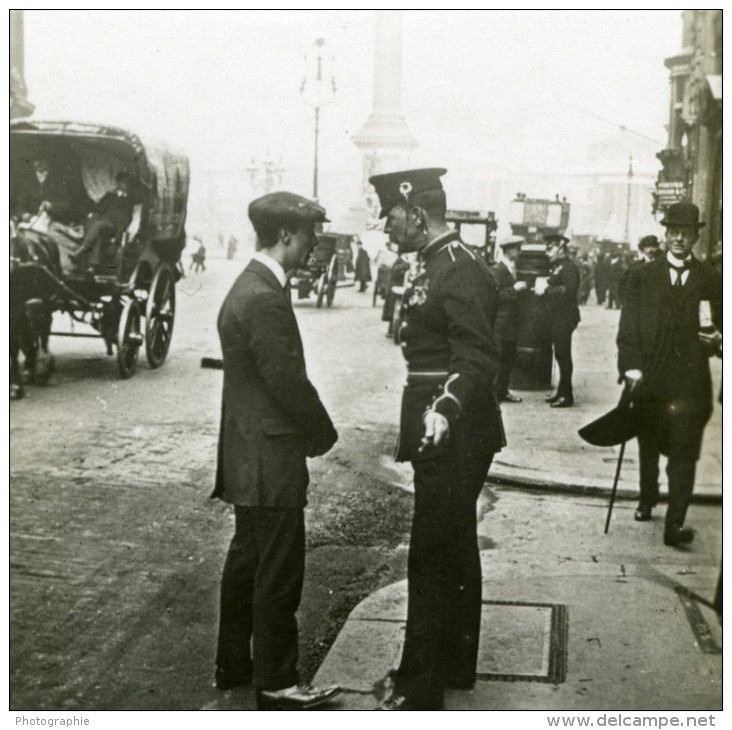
10,119,189,386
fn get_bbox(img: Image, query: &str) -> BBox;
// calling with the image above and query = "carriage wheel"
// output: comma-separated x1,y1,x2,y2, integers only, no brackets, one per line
326,256,337,308
315,272,327,309
117,299,142,379
145,264,176,368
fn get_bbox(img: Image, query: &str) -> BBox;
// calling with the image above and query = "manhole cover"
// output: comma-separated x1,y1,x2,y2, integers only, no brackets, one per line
477,600,568,683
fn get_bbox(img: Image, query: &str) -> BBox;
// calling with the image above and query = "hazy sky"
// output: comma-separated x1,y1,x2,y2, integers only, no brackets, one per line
23,9,681,208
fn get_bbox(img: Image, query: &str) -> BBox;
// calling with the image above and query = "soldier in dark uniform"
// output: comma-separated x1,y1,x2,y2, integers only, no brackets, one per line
543,234,581,408
491,236,527,403
369,168,505,711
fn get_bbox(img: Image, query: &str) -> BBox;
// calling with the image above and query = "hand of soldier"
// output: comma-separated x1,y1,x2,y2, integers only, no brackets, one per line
421,411,449,450
513,280,528,291
623,369,643,393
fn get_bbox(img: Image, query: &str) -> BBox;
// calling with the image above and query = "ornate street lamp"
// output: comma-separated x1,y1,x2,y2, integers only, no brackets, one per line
300,38,336,202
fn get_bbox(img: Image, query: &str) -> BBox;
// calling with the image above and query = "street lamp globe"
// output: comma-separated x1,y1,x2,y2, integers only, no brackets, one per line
300,38,336,202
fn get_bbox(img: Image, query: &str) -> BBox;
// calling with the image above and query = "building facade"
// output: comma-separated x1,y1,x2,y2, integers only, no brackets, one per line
655,9,722,257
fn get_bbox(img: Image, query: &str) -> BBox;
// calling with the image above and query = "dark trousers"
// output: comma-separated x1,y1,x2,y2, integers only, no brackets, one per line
216,506,304,690
637,433,697,531
394,448,494,708
494,339,518,399
77,218,118,267
551,323,575,399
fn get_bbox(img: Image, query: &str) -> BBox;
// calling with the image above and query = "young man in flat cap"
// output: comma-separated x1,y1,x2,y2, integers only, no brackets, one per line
211,192,341,709
368,168,505,711
491,236,527,403
618,202,721,546
542,234,581,408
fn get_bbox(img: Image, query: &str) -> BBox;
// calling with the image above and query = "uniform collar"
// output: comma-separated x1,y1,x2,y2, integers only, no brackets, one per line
419,229,460,261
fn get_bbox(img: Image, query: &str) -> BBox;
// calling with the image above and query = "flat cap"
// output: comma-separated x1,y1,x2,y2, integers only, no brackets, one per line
498,235,525,249
369,167,447,218
248,191,329,228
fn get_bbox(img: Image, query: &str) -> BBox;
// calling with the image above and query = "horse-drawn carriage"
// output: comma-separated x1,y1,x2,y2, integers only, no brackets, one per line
10,120,189,395
290,232,339,308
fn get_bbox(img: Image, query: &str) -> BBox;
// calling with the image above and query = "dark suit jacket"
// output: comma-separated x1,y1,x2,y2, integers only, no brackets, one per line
617,255,722,406
14,172,70,218
96,191,134,231
545,258,580,330
212,259,337,507
490,261,520,341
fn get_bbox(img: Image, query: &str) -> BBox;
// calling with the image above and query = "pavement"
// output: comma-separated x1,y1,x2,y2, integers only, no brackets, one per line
312,301,723,711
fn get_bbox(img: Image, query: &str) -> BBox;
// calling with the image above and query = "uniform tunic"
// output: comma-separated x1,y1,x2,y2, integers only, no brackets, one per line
392,229,505,707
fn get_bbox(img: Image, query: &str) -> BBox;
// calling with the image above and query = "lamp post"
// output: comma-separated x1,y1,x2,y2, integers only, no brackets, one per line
300,38,336,202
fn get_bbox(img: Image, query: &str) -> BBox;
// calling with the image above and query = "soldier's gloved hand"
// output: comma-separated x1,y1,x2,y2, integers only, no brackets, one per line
513,280,528,291
421,411,450,451
623,369,643,393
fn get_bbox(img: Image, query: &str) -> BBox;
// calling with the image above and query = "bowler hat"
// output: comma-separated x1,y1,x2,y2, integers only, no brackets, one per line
369,168,447,218
660,201,705,228
498,235,525,249
638,235,659,251
544,233,570,245
248,191,329,228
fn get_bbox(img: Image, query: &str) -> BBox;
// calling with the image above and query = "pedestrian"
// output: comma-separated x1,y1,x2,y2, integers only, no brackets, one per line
607,254,626,309
542,234,580,408
594,252,609,305
368,167,505,711
617,202,722,546
491,235,527,403
211,191,342,710
353,235,372,292
189,236,206,273
226,235,238,260
577,253,594,304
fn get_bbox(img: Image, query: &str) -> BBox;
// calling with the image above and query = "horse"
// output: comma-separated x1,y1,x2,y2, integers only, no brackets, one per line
10,222,62,399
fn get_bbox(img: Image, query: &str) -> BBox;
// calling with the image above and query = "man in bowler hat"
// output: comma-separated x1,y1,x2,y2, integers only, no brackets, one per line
212,191,341,709
617,202,721,546
542,234,581,408
491,236,527,403
368,168,505,710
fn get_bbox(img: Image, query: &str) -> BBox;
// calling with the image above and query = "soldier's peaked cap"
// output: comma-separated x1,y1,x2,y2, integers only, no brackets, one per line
248,192,329,228
544,233,570,245
498,235,525,249
369,168,447,218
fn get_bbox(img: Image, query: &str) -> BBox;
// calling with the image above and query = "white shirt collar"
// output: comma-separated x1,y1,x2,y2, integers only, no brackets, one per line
252,251,287,289
666,251,691,267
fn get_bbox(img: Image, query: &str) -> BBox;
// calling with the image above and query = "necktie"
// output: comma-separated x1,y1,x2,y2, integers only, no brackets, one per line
669,264,687,287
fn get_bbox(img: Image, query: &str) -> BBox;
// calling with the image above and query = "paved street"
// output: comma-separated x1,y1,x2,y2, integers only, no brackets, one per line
9,254,415,710
10,254,723,711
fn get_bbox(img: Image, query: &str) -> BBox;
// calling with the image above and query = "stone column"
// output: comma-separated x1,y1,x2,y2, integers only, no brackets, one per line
349,10,418,229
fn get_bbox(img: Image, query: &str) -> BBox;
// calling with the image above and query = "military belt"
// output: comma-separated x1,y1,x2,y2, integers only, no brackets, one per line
406,370,449,385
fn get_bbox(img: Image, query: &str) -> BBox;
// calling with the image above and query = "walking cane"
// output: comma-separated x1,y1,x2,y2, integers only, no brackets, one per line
604,440,626,534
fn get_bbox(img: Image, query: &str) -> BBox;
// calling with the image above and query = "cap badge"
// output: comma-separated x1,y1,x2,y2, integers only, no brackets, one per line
399,181,413,199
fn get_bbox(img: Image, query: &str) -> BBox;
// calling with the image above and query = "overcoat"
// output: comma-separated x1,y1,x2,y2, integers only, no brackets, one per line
545,258,581,332
616,254,722,457
490,260,521,341
212,259,337,507
354,248,372,282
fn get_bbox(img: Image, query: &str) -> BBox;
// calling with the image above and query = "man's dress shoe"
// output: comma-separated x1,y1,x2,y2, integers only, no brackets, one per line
256,684,342,710
215,665,252,690
545,392,561,403
550,397,574,408
664,526,695,547
634,505,653,522
501,392,523,403
375,693,443,711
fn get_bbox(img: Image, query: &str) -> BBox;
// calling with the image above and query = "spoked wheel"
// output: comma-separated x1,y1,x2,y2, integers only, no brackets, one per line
326,256,337,308
117,299,143,378
315,272,327,309
145,264,176,368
